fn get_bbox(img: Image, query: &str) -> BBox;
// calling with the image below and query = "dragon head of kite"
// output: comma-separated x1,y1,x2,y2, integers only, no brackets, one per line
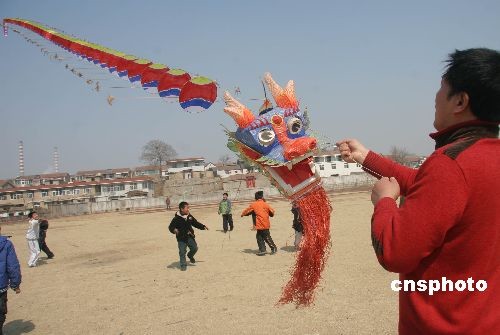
224,73,321,198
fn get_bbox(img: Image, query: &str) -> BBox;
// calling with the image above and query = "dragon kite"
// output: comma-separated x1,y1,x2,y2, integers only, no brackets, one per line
4,17,332,306
224,73,332,306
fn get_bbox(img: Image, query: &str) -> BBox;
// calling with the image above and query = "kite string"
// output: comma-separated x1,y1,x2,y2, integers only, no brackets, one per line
309,127,383,179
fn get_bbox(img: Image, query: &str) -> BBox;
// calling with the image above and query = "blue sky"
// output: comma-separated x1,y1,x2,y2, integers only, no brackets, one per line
1,0,499,179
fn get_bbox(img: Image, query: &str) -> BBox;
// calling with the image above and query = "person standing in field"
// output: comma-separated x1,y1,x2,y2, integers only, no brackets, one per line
26,212,40,268
218,192,234,233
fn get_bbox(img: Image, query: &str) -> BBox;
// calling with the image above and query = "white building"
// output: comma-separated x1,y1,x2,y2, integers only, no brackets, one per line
215,164,249,179
134,165,166,177
0,176,154,206
166,157,206,174
313,151,364,177
74,168,131,182
15,173,70,186
98,177,154,200
214,152,363,179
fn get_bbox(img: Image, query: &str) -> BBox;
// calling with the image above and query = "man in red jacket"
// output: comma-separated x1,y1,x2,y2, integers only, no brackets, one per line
337,48,500,334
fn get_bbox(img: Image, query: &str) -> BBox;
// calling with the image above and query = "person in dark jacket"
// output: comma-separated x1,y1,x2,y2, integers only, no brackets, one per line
38,220,54,259
0,227,22,335
168,202,209,271
291,202,303,250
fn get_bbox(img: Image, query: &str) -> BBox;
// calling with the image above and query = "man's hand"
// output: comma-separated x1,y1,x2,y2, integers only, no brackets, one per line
173,228,179,235
14,287,20,294
336,139,369,164
371,177,400,205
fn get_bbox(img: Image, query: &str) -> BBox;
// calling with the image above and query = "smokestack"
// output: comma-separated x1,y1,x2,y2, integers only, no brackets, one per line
53,146,59,173
18,140,24,176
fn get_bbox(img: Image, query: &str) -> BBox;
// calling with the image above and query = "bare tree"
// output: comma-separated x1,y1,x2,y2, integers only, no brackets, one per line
219,154,231,165
237,158,255,171
390,146,410,165
140,140,177,173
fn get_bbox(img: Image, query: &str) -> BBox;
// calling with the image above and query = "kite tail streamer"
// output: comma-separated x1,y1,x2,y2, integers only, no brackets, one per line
279,187,331,306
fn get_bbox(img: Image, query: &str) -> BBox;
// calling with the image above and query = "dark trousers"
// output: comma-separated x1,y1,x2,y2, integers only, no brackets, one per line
177,237,198,268
256,229,276,252
38,235,54,258
222,214,233,232
0,291,7,335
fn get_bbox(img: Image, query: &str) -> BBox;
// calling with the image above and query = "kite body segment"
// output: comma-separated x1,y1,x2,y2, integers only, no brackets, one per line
3,18,217,111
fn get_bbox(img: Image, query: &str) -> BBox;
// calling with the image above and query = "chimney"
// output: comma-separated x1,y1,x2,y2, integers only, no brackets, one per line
53,146,59,173
18,140,24,176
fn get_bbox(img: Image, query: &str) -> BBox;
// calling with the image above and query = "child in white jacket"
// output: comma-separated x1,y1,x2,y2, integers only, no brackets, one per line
26,212,40,267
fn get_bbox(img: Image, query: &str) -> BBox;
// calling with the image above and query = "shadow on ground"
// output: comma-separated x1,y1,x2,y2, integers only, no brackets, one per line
215,229,235,233
4,319,35,334
280,246,296,253
241,249,260,254
166,261,200,269
30,259,48,267
166,261,181,269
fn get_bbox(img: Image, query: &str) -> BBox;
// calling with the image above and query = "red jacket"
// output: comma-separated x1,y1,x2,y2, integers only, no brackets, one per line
365,121,500,334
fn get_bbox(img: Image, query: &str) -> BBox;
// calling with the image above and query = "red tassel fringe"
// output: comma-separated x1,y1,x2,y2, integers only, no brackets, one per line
278,187,331,306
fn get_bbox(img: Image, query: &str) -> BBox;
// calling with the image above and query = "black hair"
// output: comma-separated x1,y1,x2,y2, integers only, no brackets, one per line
443,48,500,122
179,201,189,210
223,192,228,196
255,191,264,200
28,211,37,219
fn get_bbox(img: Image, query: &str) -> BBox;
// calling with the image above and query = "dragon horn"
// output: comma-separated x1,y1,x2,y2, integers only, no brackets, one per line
263,72,298,109
223,91,255,128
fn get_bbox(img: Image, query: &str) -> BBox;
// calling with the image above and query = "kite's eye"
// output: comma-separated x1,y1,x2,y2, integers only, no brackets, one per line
257,128,276,147
287,117,303,134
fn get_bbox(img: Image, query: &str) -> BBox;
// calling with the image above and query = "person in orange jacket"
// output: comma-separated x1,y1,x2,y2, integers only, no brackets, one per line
241,191,277,256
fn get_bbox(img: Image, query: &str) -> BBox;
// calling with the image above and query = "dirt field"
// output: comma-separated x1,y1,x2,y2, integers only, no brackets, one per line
2,191,398,335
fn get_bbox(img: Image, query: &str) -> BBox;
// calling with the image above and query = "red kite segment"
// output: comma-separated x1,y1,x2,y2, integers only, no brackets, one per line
3,18,217,112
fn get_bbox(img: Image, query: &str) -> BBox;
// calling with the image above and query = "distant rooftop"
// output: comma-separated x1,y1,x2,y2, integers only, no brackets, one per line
15,172,69,180
75,168,131,176
0,176,153,193
167,157,205,163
